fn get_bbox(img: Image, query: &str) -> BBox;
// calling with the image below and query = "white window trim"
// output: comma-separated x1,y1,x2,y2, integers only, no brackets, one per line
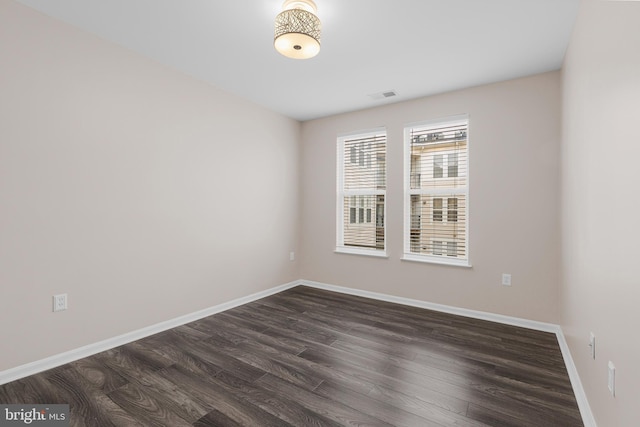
336,128,387,257
402,114,471,267
402,253,472,267
334,247,389,258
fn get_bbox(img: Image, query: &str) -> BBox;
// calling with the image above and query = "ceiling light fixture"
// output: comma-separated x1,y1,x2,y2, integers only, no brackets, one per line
274,0,321,59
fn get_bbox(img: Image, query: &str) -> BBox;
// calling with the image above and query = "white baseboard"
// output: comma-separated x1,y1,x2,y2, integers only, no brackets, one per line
0,278,595,427
555,329,597,427
298,279,597,427
300,280,559,332
0,280,301,386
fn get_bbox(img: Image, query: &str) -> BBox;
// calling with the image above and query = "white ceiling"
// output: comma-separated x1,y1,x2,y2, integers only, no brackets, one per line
16,0,580,121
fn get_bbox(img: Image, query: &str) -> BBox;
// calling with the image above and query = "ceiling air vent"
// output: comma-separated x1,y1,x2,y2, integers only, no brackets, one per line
368,90,397,100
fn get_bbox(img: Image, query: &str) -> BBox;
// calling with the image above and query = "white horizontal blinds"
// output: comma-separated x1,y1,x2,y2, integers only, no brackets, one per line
339,131,386,251
409,122,467,191
342,195,385,249
343,134,386,192
407,119,468,261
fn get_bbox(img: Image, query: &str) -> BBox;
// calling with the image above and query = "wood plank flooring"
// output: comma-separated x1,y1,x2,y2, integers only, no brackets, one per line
0,286,584,426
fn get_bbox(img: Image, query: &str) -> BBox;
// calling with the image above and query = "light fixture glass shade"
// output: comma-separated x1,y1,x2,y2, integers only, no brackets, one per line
274,1,321,59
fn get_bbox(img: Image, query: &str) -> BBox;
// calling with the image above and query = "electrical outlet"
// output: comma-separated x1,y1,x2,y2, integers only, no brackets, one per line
289,251,295,261
53,294,67,312
608,361,615,397
589,332,596,359
501,273,512,286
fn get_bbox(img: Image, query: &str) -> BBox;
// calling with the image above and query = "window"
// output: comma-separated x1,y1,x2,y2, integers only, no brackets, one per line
434,152,459,179
432,197,458,223
349,196,357,223
337,129,386,255
404,116,469,266
348,196,373,224
433,198,443,222
448,153,459,178
447,198,458,222
433,155,443,178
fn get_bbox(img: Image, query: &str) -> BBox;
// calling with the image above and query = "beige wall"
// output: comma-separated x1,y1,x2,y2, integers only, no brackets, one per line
301,71,562,323
561,1,640,425
0,1,300,371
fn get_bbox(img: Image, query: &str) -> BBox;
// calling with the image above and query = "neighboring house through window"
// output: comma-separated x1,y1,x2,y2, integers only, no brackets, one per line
404,115,469,266
337,129,386,255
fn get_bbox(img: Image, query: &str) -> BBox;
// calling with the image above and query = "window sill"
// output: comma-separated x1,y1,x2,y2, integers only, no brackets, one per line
335,247,388,258
401,253,472,268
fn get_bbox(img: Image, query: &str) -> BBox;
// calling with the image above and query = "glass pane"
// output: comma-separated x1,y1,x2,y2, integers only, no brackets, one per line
376,154,386,189
448,153,458,178
409,123,467,190
433,198,443,222
408,195,466,258
433,154,443,179
447,198,458,222
343,136,386,191
343,195,383,249
407,120,468,260
410,195,421,229
376,196,384,228
447,241,457,257
410,155,421,189
433,241,443,255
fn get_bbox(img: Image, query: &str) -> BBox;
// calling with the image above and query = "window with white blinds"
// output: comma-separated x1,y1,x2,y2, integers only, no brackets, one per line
337,129,386,256
404,116,469,266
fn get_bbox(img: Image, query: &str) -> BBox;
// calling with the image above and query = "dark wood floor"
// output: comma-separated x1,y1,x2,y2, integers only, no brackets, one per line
0,286,583,426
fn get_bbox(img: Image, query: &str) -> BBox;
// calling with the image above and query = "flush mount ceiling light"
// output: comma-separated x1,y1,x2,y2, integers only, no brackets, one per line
274,0,321,59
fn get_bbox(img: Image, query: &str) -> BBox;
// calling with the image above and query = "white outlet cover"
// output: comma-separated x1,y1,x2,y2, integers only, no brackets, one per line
502,274,512,286
608,361,616,396
53,294,67,312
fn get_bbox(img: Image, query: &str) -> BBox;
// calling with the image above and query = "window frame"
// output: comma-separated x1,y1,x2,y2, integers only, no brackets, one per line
402,115,471,267
336,128,387,257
